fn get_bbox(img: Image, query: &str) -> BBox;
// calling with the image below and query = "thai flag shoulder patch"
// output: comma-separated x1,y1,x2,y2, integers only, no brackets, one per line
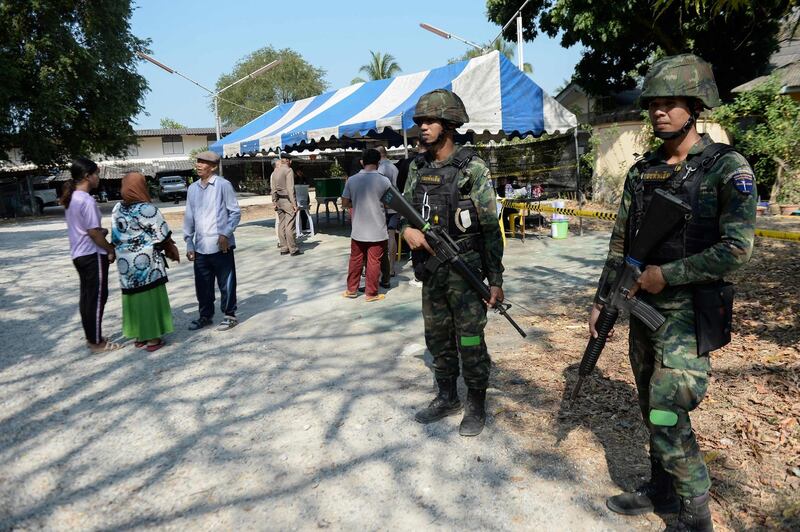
732,173,754,194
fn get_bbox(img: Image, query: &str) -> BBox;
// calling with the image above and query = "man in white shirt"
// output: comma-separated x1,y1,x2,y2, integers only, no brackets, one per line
183,151,242,331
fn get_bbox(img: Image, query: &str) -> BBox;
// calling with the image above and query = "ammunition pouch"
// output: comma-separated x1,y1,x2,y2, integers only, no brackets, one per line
412,249,434,282
693,281,734,354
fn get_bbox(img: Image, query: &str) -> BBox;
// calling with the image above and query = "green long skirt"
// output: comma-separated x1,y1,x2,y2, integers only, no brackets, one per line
121,284,174,341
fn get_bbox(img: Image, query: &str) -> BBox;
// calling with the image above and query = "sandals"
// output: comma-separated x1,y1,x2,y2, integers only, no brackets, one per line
188,316,213,330
216,316,238,331
145,339,165,352
88,340,122,353
365,294,385,302
134,341,146,348
342,290,358,299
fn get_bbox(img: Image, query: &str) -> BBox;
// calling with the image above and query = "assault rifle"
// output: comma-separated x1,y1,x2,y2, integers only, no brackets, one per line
381,185,526,338
570,189,692,402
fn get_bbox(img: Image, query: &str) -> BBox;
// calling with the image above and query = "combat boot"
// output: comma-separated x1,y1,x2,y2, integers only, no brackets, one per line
458,388,486,437
607,458,680,515
415,377,461,424
666,492,714,532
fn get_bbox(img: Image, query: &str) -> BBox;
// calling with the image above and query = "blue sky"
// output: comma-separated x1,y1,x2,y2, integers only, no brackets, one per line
131,0,582,129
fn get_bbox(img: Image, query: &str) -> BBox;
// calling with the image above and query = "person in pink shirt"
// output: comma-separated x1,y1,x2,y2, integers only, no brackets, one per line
62,157,120,353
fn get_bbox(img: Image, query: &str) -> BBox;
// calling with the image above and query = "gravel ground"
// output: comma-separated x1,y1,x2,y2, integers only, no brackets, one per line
1,205,659,531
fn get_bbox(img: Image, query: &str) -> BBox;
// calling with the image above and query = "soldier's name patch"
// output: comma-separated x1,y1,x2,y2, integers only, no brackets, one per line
419,175,444,185
642,170,673,181
730,173,754,194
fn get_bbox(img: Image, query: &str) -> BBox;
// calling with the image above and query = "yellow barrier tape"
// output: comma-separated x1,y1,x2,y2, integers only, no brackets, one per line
502,199,617,221
501,199,800,241
754,228,800,242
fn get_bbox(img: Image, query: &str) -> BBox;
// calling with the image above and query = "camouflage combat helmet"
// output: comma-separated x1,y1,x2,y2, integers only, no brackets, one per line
412,89,469,127
640,53,721,109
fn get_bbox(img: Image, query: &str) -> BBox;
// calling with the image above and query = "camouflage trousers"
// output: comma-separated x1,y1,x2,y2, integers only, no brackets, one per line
421,252,491,389
629,289,711,498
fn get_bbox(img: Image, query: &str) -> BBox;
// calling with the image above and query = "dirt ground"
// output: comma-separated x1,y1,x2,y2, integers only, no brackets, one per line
490,213,800,532
1,196,797,530
161,201,276,228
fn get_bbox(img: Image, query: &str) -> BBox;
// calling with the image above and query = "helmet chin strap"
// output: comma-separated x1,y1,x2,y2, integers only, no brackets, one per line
419,125,453,152
653,114,696,140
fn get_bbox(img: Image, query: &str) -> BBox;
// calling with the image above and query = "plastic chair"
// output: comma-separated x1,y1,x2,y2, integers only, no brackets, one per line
294,185,315,237
314,178,344,225
497,198,507,247
508,210,527,241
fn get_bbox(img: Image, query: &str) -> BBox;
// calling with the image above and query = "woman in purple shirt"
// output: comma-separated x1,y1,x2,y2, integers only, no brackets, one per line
61,158,120,353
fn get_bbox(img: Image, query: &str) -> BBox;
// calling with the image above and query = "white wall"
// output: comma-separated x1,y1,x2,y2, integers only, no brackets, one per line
592,118,732,204
101,134,212,162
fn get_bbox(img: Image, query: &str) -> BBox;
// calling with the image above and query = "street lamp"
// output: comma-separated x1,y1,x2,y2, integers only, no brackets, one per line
421,0,534,72
211,59,281,140
137,52,281,140
486,0,534,71
419,23,485,53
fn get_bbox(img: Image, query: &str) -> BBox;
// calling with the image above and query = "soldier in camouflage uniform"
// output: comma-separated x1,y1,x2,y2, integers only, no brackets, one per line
590,54,756,531
400,89,505,437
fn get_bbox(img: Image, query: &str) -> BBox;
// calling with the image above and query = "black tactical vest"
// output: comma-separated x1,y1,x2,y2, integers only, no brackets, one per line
629,143,735,265
412,147,481,239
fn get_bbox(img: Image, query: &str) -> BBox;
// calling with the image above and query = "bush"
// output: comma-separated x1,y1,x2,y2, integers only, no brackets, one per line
713,77,800,204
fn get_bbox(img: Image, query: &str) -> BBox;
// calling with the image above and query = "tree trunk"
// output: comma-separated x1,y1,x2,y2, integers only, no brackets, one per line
768,157,784,204
768,156,789,214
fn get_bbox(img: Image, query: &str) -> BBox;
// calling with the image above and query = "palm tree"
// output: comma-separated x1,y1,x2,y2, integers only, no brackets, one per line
452,39,533,74
351,51,402,84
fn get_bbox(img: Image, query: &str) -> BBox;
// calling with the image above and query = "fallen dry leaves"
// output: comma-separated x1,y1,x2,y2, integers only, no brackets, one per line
492,217,800,532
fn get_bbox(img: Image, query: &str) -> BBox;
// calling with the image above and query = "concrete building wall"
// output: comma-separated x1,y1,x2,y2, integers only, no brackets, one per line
559,91,594,124
592,118,732,204
128,134,211,160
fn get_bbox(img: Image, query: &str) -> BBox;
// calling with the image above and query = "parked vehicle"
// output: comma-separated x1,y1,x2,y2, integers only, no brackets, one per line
29,178,60,213
158,175,188,202
32,186,59,212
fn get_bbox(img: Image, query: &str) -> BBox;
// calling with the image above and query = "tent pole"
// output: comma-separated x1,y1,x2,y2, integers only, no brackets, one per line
402,127,409,158
574,127,582,236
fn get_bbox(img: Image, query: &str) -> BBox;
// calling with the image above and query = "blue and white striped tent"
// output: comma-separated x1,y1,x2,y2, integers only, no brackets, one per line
210,51,577,157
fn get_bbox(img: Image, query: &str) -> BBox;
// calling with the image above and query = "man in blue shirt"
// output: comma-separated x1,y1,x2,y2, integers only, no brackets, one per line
183,151,241,331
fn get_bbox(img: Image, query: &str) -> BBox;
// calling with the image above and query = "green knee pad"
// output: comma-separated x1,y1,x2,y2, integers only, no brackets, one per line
460,335,481,347
650,409,679,427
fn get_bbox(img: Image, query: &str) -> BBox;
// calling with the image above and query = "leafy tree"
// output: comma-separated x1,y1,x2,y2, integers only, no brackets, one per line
451,39,533,73
653,0,797,17
0,0,149,166
351,51,402,84
214,46,327,127
485,0,792,98
712,77,800,204
159,117,186,129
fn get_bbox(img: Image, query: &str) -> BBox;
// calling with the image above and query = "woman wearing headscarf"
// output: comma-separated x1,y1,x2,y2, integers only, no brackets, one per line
62,157,120,353
111,172,179,351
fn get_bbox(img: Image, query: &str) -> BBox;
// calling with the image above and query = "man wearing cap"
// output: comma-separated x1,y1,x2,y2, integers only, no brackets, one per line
184,151,242,332
590,54,755,531
270,152,302,256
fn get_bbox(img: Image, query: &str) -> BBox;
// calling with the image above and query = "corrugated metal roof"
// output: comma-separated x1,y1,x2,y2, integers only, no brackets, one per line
733,12,800,93
134,127,237,137
732,62,800,92
52,158,197,180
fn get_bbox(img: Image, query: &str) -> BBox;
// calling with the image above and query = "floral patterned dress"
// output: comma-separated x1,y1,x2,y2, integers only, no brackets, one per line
112,202,170,293
111,202,174,339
